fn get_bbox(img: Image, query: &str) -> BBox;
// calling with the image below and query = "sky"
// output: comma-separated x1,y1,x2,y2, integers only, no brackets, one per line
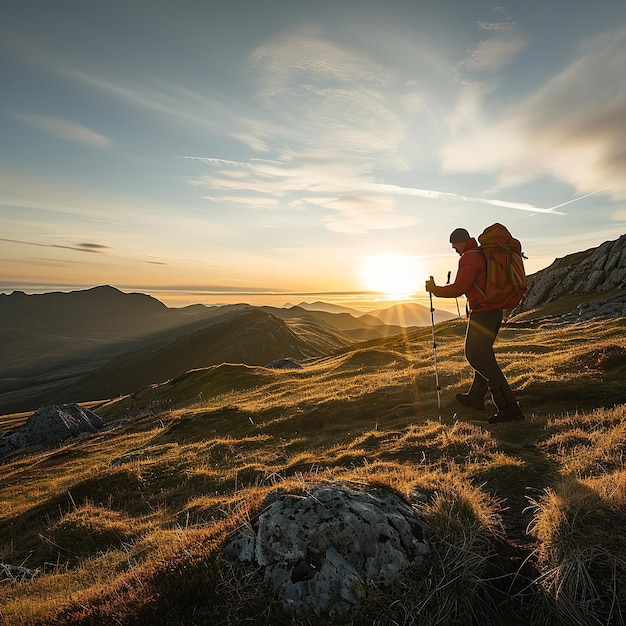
2,0,626,309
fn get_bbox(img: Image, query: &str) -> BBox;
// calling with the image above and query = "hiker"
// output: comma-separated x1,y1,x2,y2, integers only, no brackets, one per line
425,227,525,424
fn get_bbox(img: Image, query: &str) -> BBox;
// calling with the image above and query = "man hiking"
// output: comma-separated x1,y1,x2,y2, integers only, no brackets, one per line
425,227,525,424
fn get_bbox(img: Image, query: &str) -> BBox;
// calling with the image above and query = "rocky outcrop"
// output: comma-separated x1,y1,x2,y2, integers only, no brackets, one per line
226,482,429,617
0,404,103,457
513,233,626,322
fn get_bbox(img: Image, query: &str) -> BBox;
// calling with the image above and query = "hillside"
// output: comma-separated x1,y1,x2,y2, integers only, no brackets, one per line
75,307,353,399
296,300,456,327
1,316,625,624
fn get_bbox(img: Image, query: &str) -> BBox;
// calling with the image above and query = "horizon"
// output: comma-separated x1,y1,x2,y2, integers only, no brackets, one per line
2,1,626,297
0,282,461,313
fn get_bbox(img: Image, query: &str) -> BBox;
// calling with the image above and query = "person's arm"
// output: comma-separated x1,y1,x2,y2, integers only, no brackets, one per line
428,252,480,298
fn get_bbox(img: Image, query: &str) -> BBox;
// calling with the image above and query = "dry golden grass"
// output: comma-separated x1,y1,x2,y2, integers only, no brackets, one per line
1,316,626,624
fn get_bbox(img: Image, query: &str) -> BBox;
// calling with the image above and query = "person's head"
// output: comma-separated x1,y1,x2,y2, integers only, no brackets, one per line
449,228,470,254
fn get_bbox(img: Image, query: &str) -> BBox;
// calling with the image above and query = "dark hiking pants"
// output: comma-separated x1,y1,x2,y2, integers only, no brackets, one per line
464,309,517,409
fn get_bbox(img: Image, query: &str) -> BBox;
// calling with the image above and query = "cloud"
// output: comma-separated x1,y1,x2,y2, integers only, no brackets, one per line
184,27,571,233
443,27,626,200
14,114,110,147
8,34,247,139
1,238,110,253
368,183,565,214
231,131,270,153
180,30,434,234
202,195,280,209
72,242,109,252
459,8,525,75
186,153,422,231
250,31,389,98
179,156,248,168
185,153,566,227
459,36,525,74
320,195,418,234
248,32,410,168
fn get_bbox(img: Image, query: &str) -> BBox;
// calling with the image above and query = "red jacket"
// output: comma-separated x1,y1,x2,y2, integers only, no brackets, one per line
431,238,494,312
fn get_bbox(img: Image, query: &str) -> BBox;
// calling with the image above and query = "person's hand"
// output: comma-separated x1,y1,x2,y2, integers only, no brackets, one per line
425,277,436,293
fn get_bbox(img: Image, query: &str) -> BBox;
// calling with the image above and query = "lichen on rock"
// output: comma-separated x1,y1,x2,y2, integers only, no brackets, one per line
225,481,429,617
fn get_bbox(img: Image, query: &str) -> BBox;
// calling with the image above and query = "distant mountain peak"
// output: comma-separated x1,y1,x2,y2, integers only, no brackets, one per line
363,301,455,327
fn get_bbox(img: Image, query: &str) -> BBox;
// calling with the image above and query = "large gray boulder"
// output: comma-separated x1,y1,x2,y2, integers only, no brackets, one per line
0,404,103,457
226,482,429,617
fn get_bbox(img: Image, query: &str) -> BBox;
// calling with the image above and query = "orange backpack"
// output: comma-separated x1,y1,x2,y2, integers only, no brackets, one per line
475,223,527,310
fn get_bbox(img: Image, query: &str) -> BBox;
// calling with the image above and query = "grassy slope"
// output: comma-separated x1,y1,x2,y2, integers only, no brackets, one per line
0,317,626,624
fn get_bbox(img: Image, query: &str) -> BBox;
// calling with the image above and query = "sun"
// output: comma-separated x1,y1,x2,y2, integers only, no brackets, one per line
359,253,423,299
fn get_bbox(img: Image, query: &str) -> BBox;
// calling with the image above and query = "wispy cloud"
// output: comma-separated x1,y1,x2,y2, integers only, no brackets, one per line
1,238,110,253
459,36,526,74
247,32,409,168
184,155,568,220
250,31,390,99
179,156,249,168
458,8,526,75
202,195,280,209
3,27,247,139
447,8,526,145
444,27,626,200
13,113,110,147
368,183,565,214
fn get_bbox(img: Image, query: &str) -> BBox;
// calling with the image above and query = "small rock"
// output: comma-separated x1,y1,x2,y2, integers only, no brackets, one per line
265,358,302,370
0,564,38,583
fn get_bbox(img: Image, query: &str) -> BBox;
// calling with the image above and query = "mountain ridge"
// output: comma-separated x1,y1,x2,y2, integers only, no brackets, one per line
75,307,352,400
513,232,626,322
0,289,426,413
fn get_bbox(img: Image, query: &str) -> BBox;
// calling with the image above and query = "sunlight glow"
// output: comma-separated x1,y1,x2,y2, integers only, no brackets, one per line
359,254,423,299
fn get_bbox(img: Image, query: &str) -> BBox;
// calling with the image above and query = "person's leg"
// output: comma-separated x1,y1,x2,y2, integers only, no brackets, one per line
467,372,489,397
465,310,524,422
456,371,489,410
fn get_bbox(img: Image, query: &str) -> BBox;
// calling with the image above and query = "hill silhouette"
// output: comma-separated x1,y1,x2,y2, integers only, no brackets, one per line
364,301,456,326
295,300,364,315
0,285,217,377
295,300,456,327
260,305,420,340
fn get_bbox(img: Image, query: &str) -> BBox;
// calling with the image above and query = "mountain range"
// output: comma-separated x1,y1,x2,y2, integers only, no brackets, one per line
0,287,452,413
2,231,625,415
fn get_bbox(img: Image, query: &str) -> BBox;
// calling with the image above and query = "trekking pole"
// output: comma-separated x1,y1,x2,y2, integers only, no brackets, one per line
447,271,461,317
428,279,442,423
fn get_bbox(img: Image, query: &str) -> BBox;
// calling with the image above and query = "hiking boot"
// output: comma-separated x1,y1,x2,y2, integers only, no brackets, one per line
455,393,485,411
487,403,525,424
